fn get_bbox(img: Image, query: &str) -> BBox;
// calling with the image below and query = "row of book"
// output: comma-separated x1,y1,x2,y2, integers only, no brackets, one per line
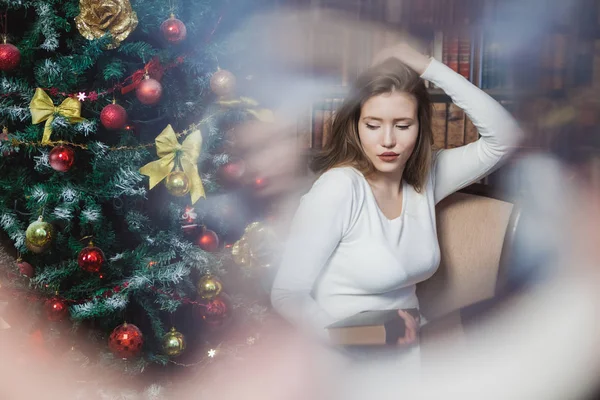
366,0,482,27
303,0,577,91
426,29,569,91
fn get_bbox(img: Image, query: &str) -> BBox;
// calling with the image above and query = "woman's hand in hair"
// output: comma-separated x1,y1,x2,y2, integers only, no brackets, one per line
372,43,432,76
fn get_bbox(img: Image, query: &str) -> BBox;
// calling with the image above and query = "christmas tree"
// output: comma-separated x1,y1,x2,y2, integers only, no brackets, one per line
0,0,276,393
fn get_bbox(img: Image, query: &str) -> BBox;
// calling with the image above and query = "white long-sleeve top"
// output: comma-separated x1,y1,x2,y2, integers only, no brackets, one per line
271,59,523,339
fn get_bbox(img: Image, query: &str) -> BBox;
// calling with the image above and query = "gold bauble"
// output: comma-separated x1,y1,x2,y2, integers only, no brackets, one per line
75,0,139,49
26,241,47,254
210,69,236,97
25,218,54,252
162,327,186,357
165,171,190,197
232,222,277,269
196,275,222,300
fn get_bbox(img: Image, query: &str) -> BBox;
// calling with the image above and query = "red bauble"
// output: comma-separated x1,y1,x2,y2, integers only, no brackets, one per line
160,15,187,44
109,323,144,359
17,260,34,278
0,43,21,71
136,77,163,105
197,294,232,328
219,159,246,184
100,103,127,130
44,296,69,321
49,145,75,172
78,245,105,273
197,228,219,252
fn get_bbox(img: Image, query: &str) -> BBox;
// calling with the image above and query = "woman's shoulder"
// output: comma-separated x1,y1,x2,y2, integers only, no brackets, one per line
301,167,366,223
302,167,367,207
312,166,365,193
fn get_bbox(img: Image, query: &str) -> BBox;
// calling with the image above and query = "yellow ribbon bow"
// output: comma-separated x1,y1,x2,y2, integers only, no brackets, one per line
217,97,275,123
29,88,85,144
139,124,205,204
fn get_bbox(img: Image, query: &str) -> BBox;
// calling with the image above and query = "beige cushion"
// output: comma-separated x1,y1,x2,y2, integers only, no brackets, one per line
417,192,514,320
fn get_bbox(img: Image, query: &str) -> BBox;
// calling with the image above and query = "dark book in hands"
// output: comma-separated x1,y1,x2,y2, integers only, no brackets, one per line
326,309,420,346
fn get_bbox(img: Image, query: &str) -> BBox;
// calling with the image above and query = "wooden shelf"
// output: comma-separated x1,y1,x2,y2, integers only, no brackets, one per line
313,87,565,106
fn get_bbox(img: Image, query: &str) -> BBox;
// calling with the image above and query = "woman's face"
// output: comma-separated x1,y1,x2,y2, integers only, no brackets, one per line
357,91,419,177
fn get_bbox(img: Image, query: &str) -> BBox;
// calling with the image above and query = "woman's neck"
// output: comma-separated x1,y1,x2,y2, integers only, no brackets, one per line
366,168,404,194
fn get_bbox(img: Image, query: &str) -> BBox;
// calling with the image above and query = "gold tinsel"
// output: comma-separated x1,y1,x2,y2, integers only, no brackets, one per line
75,0,138,49
231,222,277,269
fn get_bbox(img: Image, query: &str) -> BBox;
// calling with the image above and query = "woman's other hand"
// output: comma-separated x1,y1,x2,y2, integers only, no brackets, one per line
396,309,420,345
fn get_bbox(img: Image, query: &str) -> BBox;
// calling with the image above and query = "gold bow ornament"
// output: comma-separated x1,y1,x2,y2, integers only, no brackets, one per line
231,222,278,269
29,88,85,144
217,97,275,123
139,125,205,204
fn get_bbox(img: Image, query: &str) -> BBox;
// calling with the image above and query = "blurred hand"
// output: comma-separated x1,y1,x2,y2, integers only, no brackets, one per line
397,309,419,345
231,118,308,200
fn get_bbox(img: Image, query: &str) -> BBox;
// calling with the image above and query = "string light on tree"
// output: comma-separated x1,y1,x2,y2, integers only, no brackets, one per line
255,176,268,190
124,123,136,134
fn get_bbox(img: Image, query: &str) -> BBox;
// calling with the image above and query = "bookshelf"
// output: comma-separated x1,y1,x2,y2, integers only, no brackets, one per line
284,0,600,179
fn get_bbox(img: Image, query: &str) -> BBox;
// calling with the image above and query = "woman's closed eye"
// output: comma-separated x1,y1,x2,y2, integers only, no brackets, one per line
365,123,411,130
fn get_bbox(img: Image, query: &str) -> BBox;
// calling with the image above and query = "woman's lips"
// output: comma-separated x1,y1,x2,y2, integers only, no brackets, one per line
378,153,399,162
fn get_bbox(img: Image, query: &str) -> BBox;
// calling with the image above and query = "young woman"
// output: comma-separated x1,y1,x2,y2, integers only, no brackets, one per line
270,43,523,347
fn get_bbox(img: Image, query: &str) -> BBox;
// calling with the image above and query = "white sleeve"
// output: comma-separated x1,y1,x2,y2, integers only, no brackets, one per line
421,59,524,203
271,169,358,340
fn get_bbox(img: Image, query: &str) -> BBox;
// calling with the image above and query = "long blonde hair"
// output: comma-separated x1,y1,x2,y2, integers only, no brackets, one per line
311,58,433,192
